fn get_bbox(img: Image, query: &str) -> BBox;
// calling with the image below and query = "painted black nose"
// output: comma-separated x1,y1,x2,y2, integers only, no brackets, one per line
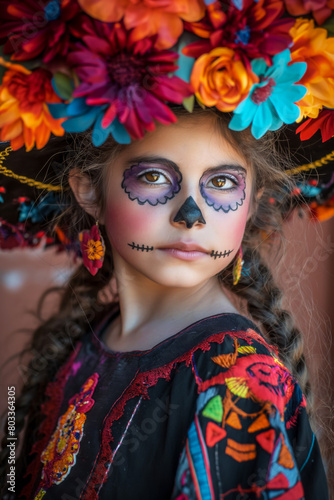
173,196,206,228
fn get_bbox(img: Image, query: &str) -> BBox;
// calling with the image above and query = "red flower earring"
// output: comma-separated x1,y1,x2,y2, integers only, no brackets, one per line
233,247,244,286
79,221,105,276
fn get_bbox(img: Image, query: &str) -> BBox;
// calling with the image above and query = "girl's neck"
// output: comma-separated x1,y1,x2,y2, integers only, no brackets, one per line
106,269,238,352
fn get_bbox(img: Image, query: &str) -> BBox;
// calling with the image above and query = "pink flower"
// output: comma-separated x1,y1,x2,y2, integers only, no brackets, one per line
67,20,192,140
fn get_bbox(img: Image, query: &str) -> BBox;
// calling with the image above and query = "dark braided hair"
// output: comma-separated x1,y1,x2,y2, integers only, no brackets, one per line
0,105,326,493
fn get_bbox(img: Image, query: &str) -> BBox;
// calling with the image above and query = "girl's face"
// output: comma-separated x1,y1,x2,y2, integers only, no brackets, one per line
102,115,254,288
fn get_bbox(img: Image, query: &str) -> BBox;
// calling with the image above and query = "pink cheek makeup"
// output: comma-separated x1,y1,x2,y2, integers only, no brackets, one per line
121,163,182,205
199,171,246,212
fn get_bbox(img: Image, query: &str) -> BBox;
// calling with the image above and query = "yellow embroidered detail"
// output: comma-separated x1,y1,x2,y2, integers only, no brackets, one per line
34,489,46,499
0,146,63,191
237,346,256,355
285,150,334,175
225,377,249,398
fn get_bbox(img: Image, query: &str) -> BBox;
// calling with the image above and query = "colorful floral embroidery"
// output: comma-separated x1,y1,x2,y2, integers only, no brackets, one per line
172,333,306,499
33,372,99,499
205,334,295,416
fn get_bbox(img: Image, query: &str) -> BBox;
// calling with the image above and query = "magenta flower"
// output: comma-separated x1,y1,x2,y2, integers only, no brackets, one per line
67,20,192,140
0,0,80,63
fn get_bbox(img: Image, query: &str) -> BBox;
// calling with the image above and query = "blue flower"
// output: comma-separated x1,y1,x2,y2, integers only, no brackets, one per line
229,49,307,139
18,192,63,224
49,97,131,146
298,183,322,197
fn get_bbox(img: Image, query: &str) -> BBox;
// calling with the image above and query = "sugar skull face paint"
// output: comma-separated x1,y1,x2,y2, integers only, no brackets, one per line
173,196,206,228
128,242,154,252
122,160,182,206
199,167,246,212
210,249,233,259
102,114,255,289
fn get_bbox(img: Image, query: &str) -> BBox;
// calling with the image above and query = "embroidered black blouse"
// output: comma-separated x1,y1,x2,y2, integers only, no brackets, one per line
15,313,328,500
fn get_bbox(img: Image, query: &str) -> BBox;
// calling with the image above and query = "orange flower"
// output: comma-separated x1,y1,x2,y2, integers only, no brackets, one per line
190,48,258,112
77,0,205,50
0,59,64,151
290,18,334,119
86,239,104,260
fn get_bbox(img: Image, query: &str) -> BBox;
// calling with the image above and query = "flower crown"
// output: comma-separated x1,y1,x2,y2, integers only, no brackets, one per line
0,0,333,152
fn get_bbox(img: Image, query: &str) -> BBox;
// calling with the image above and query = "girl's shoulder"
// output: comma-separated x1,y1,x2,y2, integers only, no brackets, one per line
191,317,301,421
172,317,329,500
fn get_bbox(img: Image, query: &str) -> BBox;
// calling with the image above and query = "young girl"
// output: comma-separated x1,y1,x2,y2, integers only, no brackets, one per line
0,1,333,498
0,105,329,499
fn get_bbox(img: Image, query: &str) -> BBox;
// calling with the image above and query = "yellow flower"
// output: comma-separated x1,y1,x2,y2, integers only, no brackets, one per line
86,239,104,260
290,18,334,120
190,48,258,112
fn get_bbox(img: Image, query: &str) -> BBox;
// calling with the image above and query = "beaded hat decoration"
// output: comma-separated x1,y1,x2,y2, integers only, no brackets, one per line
0,0,334,250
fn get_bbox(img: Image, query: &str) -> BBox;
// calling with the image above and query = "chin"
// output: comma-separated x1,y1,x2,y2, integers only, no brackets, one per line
143,269,213,289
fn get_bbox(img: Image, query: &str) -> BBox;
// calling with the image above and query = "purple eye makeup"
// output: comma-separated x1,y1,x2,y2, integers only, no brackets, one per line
199,168,246,212
122,162,182,206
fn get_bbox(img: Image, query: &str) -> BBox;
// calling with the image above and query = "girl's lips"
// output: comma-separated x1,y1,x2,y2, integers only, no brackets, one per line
158,248,207,261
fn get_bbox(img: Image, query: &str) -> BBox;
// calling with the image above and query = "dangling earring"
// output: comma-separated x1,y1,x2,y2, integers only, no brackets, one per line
233,247,244,286
79,221,105,276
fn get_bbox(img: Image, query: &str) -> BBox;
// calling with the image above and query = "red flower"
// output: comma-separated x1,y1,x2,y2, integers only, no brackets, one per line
184,0,294,66
284,0,334,25
67,20,192,140
1,0,80,63
296,109,334,142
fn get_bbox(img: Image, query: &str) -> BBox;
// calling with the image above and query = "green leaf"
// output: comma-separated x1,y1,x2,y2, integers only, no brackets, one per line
52,72,74,100
182,95,195,113
322,13,334,36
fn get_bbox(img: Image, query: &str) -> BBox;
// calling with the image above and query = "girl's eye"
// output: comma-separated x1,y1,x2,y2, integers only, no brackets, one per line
208,176,236,190
139,170,171,185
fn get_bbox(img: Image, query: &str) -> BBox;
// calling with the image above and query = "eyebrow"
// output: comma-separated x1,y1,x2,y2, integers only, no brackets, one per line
124,155,247,176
